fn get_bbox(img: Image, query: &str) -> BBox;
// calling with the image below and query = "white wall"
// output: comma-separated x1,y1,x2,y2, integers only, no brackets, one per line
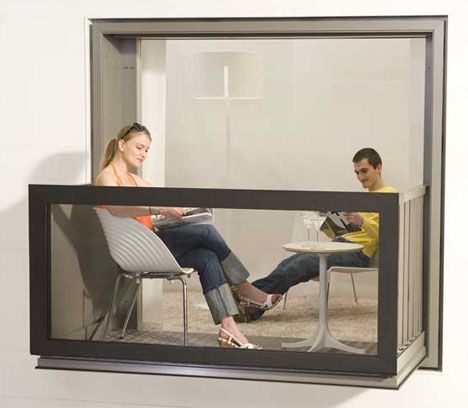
0,1,467,407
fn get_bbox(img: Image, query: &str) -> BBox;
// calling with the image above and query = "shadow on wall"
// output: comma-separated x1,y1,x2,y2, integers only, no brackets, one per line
7,152,129,340
51,203,119,332
1,152,90,252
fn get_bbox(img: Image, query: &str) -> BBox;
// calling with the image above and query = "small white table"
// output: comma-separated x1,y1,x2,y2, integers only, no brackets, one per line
281,241,366,354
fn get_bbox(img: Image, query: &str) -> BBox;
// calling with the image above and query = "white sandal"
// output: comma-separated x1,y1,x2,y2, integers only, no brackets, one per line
218,328,261,349
238,293,282,311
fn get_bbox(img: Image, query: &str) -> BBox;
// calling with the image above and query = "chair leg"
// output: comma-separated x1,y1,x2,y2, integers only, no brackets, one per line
101,273,123,340
120,279,141,339
350,273,358,303
171,276,188,346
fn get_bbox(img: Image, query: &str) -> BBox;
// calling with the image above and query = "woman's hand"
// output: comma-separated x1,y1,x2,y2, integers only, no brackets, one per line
159,207,186,220
345,212,364,227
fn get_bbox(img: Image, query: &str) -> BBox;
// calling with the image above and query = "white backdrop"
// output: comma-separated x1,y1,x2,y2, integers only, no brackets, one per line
0,1,467,407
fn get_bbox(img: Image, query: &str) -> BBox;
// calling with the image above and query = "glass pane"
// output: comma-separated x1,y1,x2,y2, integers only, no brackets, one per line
50,204,378,355
141,37,425,192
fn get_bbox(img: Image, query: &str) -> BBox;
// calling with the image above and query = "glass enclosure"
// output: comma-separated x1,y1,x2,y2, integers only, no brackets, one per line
30,16,446,386
50,203,379,355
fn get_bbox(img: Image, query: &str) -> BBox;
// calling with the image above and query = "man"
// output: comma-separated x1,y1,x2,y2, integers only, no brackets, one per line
247,147,397,321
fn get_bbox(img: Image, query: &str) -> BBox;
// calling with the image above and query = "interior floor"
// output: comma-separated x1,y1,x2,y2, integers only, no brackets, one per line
102,328,378,354
100,287,379,354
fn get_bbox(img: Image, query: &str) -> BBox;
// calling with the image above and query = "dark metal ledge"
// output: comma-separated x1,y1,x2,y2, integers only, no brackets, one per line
37,344,425,390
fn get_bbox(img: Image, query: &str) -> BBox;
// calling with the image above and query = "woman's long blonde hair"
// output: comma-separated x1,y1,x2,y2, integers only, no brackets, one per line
100,122,151,170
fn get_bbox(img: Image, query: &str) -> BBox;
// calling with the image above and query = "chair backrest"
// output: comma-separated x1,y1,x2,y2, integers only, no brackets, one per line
95,208,183,274
369,251,379,268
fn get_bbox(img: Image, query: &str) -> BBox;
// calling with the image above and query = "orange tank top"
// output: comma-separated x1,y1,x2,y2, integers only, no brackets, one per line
107,164,154,231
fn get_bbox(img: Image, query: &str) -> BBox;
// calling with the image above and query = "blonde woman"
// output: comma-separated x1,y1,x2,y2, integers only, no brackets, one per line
95,122,281,349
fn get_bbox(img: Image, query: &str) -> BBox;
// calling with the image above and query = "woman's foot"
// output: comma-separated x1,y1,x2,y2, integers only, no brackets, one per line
218,328,261,350
218,318,261,349
238,293,283,310
235,282,282,310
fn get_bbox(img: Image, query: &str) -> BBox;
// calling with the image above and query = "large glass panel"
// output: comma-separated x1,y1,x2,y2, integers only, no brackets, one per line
140,37,426,192
50,203,379,355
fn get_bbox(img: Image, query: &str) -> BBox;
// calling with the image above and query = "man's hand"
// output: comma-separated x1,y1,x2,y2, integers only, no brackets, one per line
345,212,364,228
159,207,186,220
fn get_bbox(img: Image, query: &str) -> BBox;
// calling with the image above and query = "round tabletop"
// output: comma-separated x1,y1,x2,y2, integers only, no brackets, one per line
282,241,363,254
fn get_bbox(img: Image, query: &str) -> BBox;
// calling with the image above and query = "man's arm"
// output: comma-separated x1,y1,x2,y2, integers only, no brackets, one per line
360,212,379,240
346,212,379,240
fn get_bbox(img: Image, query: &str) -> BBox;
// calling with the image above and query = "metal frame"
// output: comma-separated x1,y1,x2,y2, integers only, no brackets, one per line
30,184,399,377
102,271,189,345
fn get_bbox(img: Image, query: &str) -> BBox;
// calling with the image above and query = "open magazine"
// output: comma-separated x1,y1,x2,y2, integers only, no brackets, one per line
153,207,213,230
320,211,361,239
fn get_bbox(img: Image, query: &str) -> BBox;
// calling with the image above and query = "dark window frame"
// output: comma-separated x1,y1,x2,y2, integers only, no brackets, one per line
30,184,399,376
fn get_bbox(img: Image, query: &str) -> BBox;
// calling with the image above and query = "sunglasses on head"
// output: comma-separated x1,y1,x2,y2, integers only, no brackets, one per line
123,122,147,138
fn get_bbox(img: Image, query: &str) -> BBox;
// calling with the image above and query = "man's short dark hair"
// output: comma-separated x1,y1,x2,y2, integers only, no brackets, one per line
353,148,382,168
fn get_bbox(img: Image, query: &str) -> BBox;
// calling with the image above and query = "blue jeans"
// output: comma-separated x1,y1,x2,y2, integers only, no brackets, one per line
156,224,240,323
252,238,369,317
156,224,230,293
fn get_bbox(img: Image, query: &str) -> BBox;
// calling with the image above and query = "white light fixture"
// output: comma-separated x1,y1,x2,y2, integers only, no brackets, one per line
193,51,263,182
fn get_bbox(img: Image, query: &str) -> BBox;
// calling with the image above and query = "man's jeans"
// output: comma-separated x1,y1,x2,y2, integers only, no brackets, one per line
251,237,370,318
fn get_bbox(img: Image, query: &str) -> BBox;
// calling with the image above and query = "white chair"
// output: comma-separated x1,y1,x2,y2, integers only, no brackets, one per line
282,252,378,308
95,208,193,345
327,252,378,303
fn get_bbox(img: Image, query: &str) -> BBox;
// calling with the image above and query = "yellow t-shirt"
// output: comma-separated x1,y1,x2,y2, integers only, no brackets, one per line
341,185,397,258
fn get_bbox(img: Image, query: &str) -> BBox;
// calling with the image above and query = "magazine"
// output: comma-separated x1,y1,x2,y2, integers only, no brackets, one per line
320,211,361,239
153,207,213,230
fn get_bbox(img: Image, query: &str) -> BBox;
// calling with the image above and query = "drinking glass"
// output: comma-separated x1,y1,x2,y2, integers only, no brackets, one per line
299,211,326,241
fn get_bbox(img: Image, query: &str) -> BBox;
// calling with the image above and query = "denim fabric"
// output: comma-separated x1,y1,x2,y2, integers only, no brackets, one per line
156,224,240,322
176,248,228,293
204,283,239,324
253,237,370,297
220,252,250,285
156,224,231,293
156,224,230,260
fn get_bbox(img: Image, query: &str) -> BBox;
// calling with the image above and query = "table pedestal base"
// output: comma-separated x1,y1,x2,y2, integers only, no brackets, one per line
282,326,365,354
281,252,365,354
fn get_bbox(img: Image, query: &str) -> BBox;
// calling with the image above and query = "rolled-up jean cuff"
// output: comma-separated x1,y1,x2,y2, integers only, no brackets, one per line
204,283,239,324
221,252,250,285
